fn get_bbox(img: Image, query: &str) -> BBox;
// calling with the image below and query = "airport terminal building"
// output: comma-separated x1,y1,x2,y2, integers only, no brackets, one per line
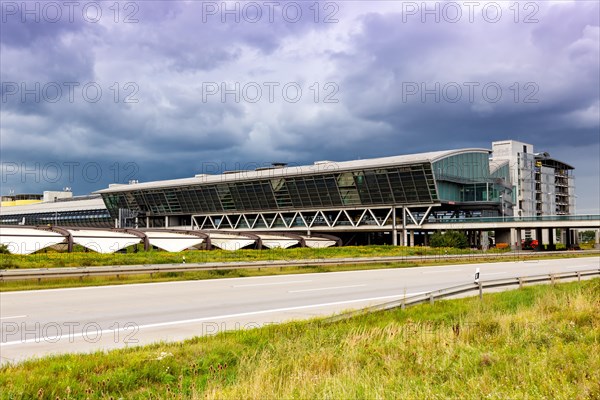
98,148,510,231
0,140,579,246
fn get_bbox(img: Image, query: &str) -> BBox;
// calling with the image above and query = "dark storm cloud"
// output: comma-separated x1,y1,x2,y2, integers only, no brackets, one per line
0,4,87,46
332,2,599,152
1,1,598,211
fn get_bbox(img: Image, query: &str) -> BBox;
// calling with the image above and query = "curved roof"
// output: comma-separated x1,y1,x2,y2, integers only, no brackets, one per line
95,148,491,194
489,159,510,175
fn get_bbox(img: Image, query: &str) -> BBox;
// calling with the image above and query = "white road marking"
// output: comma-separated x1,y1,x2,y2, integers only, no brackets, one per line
233,280,312,288
421,269,462,274
0,293,428,347
0,315,27,320
288,284,366,293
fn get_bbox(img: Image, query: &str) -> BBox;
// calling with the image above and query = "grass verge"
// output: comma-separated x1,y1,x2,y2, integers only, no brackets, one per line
0,245,502,270
1,279,599,399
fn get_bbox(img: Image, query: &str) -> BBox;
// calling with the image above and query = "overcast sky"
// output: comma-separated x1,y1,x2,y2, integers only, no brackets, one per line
1,1,598,213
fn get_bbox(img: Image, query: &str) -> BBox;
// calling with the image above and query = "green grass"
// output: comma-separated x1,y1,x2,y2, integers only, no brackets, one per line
1,279,599,399
0,245,499,270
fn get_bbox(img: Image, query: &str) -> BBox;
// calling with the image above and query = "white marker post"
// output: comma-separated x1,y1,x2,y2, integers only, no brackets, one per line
475,268,483,300
182,256,186,264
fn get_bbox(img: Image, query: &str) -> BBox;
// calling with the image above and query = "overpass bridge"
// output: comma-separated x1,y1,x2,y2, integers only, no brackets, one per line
1,215,598,254
416,215,600,230
192,211,599,250
415,215,600,250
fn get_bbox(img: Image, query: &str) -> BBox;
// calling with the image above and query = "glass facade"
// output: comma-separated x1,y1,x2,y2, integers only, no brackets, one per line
0,209,113,227
432,152,509,204
102,164,438,218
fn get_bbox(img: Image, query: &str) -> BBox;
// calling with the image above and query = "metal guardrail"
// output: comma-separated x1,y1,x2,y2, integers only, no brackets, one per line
0,250,598,282
326,268,600,323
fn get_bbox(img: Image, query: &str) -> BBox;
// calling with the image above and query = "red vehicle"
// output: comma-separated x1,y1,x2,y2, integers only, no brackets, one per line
521,239,539,249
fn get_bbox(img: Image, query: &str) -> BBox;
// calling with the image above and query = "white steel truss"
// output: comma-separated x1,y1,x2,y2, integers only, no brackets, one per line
192,205,437,231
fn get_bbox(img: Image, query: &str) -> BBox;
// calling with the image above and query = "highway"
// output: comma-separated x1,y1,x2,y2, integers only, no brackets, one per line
1,257,598,364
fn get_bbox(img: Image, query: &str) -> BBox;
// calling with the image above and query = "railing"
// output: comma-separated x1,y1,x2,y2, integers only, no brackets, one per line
326,268,600,322
0,250,598,282
425,214,600,224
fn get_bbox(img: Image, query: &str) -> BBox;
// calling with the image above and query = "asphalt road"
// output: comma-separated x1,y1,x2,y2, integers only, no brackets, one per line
1,257,598,364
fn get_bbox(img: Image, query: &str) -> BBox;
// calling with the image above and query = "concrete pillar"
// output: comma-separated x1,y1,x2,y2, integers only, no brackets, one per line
565,228,572,249
401,207,407,247
535,227,543,251
409,230,415,247
548,228,555,251
146,216,150,228
424,232,429,246
165,216,169,228
595,229,600,249
481,231,489,251
541,229,549,246
510,228,522,250
392,207,398,246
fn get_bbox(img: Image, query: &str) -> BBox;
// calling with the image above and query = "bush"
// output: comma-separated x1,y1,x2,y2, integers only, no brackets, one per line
0,244,10,254
429,230,469,249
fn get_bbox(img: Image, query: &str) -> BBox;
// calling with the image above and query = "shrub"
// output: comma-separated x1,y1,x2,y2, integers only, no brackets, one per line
429,230,469,249
0,244,10,254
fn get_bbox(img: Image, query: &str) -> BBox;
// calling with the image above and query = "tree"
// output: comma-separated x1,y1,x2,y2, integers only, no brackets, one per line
579,230,596,243
429,230,469,249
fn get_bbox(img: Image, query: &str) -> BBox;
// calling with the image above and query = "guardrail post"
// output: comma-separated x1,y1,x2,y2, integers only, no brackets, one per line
429,293,434,305
478,282,483,300
518,277,523,289
550,274,555,285
577,272,581,282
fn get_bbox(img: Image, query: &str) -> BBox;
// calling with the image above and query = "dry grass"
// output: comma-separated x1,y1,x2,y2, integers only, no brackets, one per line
1,279,599,399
